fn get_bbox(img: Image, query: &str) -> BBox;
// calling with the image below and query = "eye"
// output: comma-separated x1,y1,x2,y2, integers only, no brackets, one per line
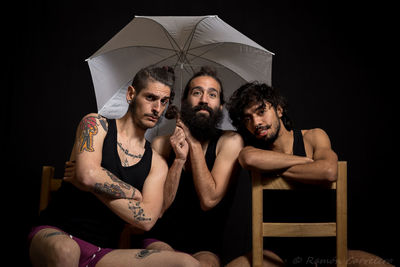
146,95,156,101
208,92,217,98
242,117,251,125
160,99,169,106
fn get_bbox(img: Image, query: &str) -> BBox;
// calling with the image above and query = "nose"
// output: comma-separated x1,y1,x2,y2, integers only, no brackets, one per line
152,101,161,115
200,93,208,104
252,115,263,129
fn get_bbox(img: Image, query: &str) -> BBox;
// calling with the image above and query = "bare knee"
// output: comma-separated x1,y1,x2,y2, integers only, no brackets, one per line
146,241,174,251
193,251,221,267
30,230,80,267
177,252,201,267
50,240,80,264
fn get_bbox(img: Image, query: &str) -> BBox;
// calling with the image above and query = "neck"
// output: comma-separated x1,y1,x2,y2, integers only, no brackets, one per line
117,113,146,144
269,123,293,153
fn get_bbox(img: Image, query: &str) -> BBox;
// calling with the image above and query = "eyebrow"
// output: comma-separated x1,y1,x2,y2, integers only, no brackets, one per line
243,103,265,116
144,92,170,100
191,86,219,94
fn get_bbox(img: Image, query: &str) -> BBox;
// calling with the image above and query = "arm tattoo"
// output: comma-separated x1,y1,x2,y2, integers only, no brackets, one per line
77,115,107,153
94,182,126,198
135,249,160,259
103,168,133,190
128,200,151,221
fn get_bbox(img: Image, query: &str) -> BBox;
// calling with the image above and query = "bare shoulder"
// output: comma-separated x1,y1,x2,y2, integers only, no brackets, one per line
303,128,330,139
151,135,172,159
79,113,108,132
217,130,244,153
302,128,332,148
151,148,168,172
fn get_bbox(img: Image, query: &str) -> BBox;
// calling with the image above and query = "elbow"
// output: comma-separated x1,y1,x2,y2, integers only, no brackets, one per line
75,168,97,191
323,163,338,182
238,149,254,170
199,198,218,211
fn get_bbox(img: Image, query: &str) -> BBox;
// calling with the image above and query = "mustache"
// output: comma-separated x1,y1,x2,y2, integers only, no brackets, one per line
255,125,270,132
193,103,214,115
144,112,160,119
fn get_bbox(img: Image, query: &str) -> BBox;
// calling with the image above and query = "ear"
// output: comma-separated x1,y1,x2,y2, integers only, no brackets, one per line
127,85,136,103
276,105,283,118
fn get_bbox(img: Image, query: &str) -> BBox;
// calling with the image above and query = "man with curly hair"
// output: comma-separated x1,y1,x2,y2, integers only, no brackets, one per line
226,82,338,266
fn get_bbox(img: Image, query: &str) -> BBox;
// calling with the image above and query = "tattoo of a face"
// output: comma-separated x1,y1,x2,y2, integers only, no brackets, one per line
135,249,161,259
128,200,151,221
77,115,107,153
94,182,126,198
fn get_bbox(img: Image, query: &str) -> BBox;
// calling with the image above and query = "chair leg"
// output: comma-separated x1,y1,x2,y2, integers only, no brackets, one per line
252,174,263,267
336,162,347,267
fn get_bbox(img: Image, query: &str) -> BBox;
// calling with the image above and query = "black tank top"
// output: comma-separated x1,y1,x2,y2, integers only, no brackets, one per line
146,130,231,254
38,118,152,248
263,129,335,260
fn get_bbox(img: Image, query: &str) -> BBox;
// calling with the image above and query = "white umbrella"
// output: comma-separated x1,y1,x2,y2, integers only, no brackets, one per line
86,15,274,140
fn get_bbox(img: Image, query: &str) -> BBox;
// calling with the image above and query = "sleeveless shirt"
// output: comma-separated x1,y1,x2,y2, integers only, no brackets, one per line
263,129,335,260
38,118,152,248
146,130,231,255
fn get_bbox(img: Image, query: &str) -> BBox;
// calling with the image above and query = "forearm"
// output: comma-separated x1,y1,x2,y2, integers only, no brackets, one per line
239,146,312,172
189,143,219,209
161,158,185,214
282,157,338,183
76,167,141,200
98,196,158,231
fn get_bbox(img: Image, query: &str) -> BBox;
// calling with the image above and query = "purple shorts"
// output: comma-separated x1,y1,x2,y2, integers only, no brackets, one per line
28,225,113,267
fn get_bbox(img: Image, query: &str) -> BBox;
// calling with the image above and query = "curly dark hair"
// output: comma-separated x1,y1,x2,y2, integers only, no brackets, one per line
181,66,224,105
227,82,292,134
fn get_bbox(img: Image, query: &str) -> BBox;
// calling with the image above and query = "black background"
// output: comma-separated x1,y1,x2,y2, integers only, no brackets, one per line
6,0,398,265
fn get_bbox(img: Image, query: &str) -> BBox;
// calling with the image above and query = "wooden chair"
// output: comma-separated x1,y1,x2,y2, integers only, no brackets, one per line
251,161,347,267
39,166,62,213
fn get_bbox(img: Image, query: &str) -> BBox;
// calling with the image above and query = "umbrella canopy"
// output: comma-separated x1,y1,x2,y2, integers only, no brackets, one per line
86,15,274,140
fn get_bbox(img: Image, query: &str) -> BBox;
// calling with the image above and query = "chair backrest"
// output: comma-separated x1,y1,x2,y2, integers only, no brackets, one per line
39,166,62,213
251,161,347,267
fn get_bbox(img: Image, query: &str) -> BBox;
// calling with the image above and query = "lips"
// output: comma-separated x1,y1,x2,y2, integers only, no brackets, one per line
146,115,159,122
255,126,269,137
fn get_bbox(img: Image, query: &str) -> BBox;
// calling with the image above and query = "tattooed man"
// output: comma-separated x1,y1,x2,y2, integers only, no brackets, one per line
28,67,200,267
143,66,244,267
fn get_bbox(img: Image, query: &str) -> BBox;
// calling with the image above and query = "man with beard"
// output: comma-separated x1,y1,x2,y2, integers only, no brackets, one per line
226,82,338,266
28,66,200,267
143,66,244,267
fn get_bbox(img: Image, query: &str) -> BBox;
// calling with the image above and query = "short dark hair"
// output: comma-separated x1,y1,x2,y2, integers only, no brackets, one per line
182,66,224,105
227,82,292,133
132,66,176,103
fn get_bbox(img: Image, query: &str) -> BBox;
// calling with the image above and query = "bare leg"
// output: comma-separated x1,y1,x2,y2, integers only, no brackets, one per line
146,240,175,251
29,228,80,267
226,250,284,267
96,248,200,267
193,251,221,267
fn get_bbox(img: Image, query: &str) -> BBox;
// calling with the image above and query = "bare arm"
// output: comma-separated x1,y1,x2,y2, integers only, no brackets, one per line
65,113,141,200
178,118,244,210
238,146,313,172
281,129,338,182
97,151,168,231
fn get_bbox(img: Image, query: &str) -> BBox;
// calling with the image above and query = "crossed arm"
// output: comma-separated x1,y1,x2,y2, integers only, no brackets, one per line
66,113,166,230
239,128,338,183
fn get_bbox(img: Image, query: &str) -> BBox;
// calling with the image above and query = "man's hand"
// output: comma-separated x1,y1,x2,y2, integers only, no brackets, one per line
170,126,189,161
176,119,199,147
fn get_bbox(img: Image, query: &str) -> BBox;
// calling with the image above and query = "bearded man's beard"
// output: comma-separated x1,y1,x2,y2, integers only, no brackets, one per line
180,101,223,142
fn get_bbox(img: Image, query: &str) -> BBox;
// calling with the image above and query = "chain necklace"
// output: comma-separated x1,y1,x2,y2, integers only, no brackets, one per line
117,142,143,159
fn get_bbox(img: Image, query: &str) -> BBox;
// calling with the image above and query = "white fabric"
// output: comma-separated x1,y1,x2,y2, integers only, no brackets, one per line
86,15,274,138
